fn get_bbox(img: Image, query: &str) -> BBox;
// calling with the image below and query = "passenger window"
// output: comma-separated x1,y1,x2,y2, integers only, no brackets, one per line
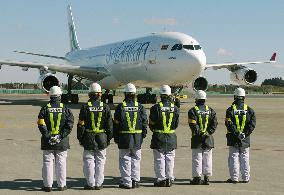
183,45,194,50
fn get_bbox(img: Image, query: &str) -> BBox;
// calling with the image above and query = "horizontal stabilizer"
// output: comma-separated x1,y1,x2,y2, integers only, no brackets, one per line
14,51,66,60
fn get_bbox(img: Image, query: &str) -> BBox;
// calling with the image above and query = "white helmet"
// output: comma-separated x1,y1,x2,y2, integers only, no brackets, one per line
195,90,207,100
49,86,62,97
234,87,246,97
89,83,102,93
160,85,171,95
124,83,136,93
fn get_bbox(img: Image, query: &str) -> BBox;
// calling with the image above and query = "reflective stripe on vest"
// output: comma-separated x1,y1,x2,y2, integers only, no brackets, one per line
194,105,209,134
232,104,247,133
154,102,175,134
86,101,105,133
120,101,142,134
47,103,63,135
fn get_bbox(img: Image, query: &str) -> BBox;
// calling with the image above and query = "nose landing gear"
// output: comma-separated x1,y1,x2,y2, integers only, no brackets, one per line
137,88,157,104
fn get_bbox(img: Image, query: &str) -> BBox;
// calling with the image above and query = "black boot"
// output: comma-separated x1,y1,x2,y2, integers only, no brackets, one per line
166,178,172,187
226,178,238,184
154,180,166,187
190,177,201,185
42,187,52,192
132,180,140,188
203,176,209,185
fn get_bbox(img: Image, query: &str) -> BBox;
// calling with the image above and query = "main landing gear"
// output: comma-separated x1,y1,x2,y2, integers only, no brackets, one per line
61,74,79,104
101,89,114,104
137,88,157,104
171,86,183,108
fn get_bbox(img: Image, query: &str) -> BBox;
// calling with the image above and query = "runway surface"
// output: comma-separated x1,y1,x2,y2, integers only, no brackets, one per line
0,94,283,195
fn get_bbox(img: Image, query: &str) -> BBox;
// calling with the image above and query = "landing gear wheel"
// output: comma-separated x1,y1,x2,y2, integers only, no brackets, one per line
102,90,114,104
137,93,157,104
61,74,79,104
61,94,79,104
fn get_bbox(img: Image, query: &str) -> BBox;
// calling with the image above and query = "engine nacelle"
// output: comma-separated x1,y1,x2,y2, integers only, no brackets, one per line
37,73,60,92
230,68,257,85
193,76,208,91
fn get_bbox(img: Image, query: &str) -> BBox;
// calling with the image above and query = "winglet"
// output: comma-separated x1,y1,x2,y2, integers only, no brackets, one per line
270,52,276,61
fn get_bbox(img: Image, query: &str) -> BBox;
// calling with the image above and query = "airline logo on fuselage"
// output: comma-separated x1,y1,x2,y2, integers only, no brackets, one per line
106,41,150,64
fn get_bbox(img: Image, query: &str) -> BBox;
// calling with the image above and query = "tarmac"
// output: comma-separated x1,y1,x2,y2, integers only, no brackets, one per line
0,94,283,195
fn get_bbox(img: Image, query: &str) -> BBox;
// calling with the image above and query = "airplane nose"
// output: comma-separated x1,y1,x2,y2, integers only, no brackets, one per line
192,50,206,70
184,50,207,77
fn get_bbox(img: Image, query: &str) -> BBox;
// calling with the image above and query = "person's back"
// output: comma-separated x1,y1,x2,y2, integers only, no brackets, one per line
37,86,74,192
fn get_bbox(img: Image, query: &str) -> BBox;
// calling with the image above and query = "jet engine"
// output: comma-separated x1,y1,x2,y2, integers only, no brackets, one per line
193,76,208,91
230,68,257,85
37,73,60,92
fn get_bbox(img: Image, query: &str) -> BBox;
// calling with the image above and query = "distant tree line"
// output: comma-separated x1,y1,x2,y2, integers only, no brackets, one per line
1,77,284,94
0,83,37,89
261,77,284,87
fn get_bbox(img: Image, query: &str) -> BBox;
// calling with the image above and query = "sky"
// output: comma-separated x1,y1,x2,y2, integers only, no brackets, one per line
0,0,283,85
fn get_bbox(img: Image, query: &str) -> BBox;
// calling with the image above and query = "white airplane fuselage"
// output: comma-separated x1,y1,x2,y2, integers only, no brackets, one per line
65,32,206,89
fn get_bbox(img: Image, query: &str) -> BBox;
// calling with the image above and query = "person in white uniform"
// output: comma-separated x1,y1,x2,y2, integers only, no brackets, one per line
113,83,148,189
188,90,218,185
149,85,179,187
77,83,113,190
225,88,256,184
37,86,74,192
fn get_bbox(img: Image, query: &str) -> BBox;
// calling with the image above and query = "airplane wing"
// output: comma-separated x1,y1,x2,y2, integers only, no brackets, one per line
206,52,276,70
0,59,110,81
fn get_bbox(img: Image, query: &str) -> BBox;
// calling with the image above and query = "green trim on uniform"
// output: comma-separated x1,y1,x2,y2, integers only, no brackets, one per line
120,101,142,133
194,105,209,134
154,102,175,134
86,101,105,133
47,103,63,135
232,104,247,133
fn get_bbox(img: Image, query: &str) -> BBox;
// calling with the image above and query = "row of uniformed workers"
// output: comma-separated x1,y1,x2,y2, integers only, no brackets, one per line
37,83,255,192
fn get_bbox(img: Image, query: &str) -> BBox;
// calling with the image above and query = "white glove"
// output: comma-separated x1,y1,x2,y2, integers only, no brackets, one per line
238,133,246,140
48,135,61,145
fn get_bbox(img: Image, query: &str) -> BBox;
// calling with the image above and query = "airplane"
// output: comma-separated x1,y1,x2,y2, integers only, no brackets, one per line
0,5,276,104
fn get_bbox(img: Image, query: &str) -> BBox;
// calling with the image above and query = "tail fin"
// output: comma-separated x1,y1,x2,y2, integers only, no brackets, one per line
67,5,80,51
270,52,276,61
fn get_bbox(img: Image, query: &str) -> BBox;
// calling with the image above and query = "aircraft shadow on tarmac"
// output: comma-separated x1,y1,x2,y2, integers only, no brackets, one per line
0,177,229,191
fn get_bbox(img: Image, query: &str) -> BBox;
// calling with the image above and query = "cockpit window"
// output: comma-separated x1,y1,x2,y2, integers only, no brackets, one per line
183,45,194,50
161,45,169,50
171,44,182,51
183,45,202,50
194,45,202,50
